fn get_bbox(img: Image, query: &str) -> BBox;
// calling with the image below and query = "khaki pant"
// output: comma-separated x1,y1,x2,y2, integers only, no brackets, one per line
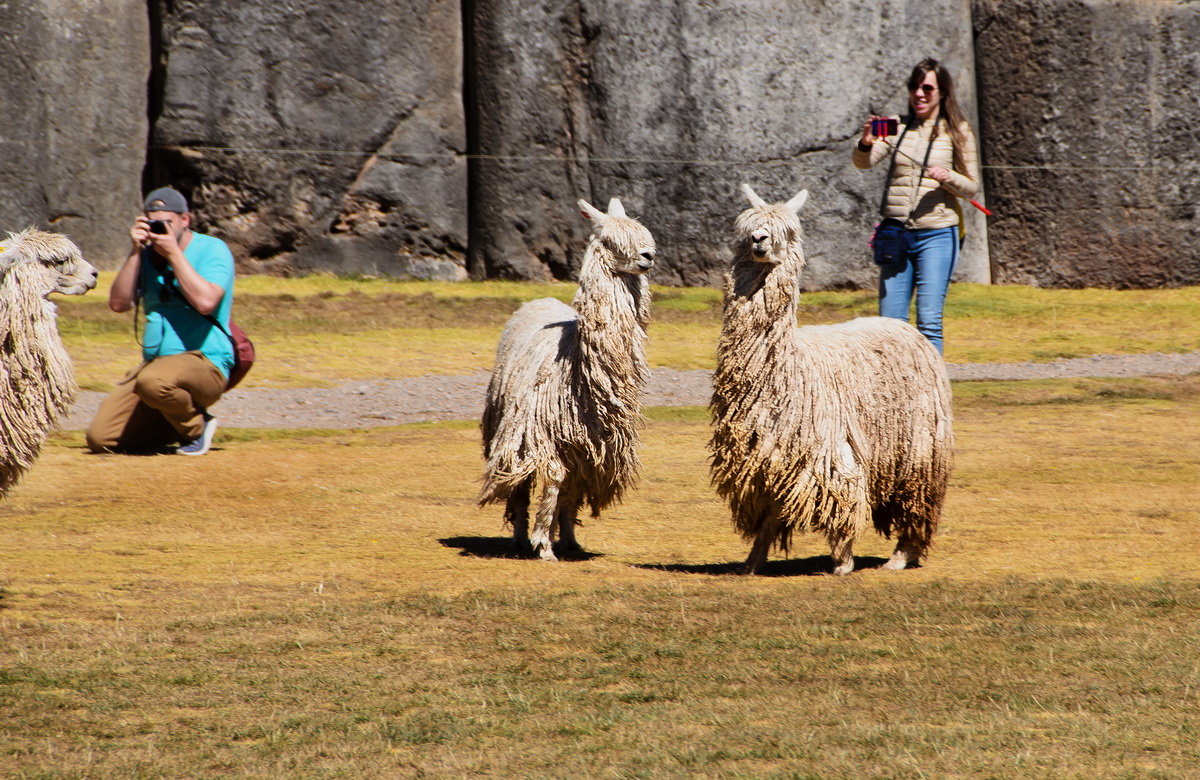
86,352,225,453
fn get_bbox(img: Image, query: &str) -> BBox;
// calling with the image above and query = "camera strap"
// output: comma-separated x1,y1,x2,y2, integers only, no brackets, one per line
878,119,911,217
880,111,940,227
132,250,178,354
132,251,234,357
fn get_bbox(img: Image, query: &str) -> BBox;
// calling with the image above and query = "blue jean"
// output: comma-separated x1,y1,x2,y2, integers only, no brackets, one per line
878,226,958,353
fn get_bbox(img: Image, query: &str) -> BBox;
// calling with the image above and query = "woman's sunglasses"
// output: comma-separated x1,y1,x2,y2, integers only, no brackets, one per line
910,84,939,95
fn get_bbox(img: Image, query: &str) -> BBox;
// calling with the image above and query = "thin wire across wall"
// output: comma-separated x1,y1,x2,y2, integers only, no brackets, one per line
144,144,1164,173
0,139,1173,173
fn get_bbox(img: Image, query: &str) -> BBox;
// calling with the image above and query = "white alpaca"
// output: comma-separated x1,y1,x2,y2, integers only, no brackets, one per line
709,185,953,575
479,198,656,560
0,230,98,497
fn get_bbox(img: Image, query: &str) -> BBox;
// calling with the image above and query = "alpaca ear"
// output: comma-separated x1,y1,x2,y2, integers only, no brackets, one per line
606,197,626,218
784,190,809,215
578,199,606,223
740,183,768,208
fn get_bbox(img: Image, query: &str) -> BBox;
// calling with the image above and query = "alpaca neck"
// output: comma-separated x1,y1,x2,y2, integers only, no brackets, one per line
571,242,650,410
719,252,803,366
0,269,76,408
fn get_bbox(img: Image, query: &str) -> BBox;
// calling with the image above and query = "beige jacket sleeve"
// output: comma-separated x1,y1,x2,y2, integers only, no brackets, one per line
851,117,901,170
940,123,980,200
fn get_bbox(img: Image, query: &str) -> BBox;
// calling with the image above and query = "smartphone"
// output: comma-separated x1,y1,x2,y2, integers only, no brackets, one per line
148,219,169,235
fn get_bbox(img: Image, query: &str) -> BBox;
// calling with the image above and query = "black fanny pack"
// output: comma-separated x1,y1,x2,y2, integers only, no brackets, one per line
872,218,914,266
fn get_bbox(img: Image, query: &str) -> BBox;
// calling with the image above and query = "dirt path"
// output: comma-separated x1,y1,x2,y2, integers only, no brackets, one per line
59,350,1200,431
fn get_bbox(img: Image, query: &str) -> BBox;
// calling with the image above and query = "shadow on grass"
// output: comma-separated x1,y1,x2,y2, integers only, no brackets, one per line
635,555,892,577
439,536,603,562
80,445,189,456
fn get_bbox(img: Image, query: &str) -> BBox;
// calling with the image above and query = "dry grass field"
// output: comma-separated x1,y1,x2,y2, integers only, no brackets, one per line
1,279,1198,777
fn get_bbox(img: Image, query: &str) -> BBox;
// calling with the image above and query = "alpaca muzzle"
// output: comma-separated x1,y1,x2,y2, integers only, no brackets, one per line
750,230,771,258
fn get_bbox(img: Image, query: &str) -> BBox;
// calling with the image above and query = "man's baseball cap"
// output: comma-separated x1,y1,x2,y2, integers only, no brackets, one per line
143,187,189,213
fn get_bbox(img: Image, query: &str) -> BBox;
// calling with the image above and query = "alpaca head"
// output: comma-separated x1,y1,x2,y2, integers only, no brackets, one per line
0,229,98,298
734,184,809,266
578,197,656,276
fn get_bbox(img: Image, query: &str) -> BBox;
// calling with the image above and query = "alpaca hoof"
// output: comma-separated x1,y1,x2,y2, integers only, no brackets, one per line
884,548,921,570
512,538,534,557
832,561,855,576
534,544,558,562
556,542,586,560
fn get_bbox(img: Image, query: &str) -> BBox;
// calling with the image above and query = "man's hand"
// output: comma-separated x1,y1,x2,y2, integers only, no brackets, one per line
130,216,153,248
132,216,188,266
146,230,184,264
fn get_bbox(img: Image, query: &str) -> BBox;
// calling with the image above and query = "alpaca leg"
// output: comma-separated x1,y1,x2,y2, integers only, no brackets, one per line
530,465,565,561
830,533,856,576
741,515,778,575
505,478,533,556
883,504,936,571
883,529,926,571
554,480,585,558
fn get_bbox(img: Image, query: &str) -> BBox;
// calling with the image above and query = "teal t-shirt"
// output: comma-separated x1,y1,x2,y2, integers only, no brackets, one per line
141,232,236,378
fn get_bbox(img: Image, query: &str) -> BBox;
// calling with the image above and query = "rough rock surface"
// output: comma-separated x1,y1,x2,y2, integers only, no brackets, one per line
0,0,148,268
3,1,1197,288
973,0,1200,288
148,0,467,279
467,0,989,288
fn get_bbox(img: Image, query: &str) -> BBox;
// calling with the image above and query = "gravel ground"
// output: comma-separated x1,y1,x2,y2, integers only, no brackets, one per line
59,350,1200,431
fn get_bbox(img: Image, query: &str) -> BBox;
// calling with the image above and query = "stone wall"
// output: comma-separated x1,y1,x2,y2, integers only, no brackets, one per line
0,0,148,266
468,0,988,288
147,0,467,279
1,0,1196,287
974,0,1200,287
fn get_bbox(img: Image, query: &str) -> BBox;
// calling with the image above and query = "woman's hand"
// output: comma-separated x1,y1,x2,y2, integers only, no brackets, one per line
927,166,952,184
859,119,878,147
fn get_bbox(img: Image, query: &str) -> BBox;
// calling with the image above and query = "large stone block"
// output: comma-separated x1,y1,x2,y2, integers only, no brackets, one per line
0,0,149,269
467,0,988,288
974,0,1200,287
149,0,467,278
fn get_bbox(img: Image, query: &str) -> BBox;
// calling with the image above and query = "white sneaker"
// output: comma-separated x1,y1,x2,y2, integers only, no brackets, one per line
177,414,218,456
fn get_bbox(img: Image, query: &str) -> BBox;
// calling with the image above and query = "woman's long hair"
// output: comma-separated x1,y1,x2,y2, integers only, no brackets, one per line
907,58,968,175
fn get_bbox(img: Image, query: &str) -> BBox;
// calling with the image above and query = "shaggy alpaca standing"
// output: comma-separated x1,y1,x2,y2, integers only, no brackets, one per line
479,198,656,560
0,229,98,497
709,185,952,575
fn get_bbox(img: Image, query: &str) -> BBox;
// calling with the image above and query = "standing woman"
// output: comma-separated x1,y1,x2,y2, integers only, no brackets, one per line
853,58,981,354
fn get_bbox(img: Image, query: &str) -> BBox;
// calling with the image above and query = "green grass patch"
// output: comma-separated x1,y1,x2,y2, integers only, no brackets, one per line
56,275,1200,389
953,375,1200,407
644,405,709,423
946,283,1200,362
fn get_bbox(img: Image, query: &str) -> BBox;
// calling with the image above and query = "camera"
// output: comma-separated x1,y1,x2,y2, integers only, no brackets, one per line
148,219,169,235
871,116,898,138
